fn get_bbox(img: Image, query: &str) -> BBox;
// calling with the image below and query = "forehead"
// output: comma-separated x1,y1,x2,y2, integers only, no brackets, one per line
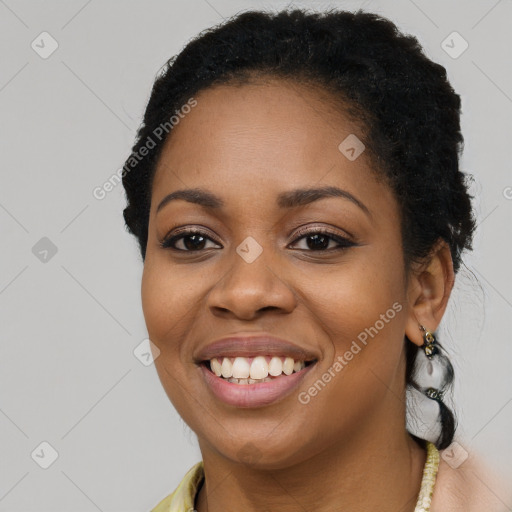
151,79,390,215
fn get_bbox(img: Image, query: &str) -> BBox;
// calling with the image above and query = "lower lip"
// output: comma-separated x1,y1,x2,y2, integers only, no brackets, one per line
199,363,316,408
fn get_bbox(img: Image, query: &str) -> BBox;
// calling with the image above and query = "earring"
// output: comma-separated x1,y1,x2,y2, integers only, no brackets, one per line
419,324,443,401
420,324,438,381
419,324,438,359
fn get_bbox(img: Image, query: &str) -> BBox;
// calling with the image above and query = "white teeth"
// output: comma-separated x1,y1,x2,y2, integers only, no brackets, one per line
232,357,250,378
211,356,310,382
229,376,272,384
250,356,268,379
268,356,283,376
211,358,222,377
221,357,233,378
283,357,294,375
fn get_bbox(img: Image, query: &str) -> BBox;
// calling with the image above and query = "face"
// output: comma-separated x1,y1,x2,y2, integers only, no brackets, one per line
142,78,413,469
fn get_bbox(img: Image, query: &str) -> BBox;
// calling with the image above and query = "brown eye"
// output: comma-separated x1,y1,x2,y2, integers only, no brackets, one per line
290,228,356,251
160,229,221,251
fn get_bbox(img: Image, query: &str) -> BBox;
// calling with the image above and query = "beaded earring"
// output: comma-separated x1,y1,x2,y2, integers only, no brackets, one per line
420,325,438,373
418,324,448,402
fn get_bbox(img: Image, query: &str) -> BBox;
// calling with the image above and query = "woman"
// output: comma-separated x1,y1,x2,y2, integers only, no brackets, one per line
121,8,511,512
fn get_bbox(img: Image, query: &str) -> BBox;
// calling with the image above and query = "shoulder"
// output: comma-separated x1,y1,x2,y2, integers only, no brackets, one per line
431,445,512,512
150,461,204,512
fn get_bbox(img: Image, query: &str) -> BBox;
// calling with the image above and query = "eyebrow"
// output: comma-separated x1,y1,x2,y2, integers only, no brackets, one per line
156,185,371,218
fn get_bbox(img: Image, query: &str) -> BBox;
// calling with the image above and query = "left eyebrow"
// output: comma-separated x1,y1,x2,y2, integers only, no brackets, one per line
276,185,371,218
156,185,371,219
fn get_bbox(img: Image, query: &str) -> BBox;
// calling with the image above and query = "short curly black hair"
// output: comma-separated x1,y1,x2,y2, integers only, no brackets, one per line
121,8,476,450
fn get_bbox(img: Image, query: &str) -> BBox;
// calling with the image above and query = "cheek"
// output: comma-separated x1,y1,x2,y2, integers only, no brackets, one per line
306,245,406,340
140,262,203,419
301,244,407,402
140,260,196,354
294,292,406,447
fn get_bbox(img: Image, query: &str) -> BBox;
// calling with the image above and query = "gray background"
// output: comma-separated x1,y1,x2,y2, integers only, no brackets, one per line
1,0,511,510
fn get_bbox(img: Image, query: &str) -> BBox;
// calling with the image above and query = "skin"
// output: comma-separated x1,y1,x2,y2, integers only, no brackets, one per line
141,77,467,511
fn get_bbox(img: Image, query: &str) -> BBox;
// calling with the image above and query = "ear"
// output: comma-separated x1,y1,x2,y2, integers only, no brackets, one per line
404,239,455,347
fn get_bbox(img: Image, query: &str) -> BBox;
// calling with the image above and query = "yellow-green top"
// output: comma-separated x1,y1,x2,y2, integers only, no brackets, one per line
151,441,440,512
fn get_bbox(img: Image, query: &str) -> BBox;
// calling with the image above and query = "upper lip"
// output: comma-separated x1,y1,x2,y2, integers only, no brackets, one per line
194,334,319,362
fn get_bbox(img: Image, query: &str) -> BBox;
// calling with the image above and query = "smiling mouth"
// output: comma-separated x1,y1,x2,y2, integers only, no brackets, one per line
201,355,317,384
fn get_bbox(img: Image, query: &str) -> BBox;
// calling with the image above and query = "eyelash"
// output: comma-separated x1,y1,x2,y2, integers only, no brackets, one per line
159,226,356,253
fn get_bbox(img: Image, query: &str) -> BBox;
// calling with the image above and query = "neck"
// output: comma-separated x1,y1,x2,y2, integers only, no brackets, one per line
195,400,427,512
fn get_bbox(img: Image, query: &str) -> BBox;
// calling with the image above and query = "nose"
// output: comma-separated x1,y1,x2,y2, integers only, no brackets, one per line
206,246,297,321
